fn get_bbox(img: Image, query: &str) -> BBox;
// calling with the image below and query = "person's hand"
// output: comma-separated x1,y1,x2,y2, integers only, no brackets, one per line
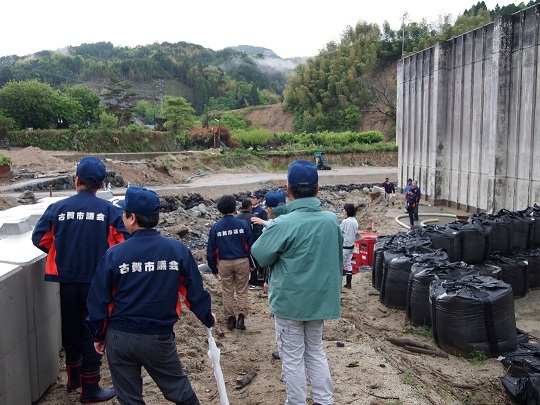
263,282,269,294
213,273,220,279
94,341,106,355
251,217,264,225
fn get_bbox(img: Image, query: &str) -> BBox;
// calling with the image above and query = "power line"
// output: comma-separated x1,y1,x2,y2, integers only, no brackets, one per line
21,65,158,95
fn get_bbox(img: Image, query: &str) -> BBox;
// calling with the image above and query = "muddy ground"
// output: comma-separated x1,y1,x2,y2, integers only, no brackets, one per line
1,147,538,405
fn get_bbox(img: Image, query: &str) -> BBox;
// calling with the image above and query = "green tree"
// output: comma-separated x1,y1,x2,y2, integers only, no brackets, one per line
0,80,58,129
64,85,101,126
0,115,16,149
99,111,117,130
136,100,160,125
284,21,382,132
0,66,13,87
54,93,84,128
162,95,195,134
102,68,137,127
248,85,260,106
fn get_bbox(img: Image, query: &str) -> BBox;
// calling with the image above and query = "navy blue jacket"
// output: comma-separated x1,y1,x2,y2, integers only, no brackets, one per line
407,193,419,209
207,214,254,274
251,205,267,239
383,181,395,194
32,190,128,283
86,228,214,340
413,186,421,200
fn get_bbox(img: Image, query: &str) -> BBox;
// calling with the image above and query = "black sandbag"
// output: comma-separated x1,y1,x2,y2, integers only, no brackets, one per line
500,375,540,405
407,261,474,326
381,247,407,291
513,248,540,290
372,234,405,290
471,262,503,279
382,250,449,310
447,220,489,264
487,254,529,298
372,249,385,291
498,209,534,250
401,231,433,254
474,212,513,255
517,328,530,344
429,275,517,357
500,343,540,378
380,255,414,309
422,225,461,262
528,205,540,247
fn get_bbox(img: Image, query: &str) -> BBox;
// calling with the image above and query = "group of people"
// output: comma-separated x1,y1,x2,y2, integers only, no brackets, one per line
383,177,421,227
32,156,344,405
32,157,211,405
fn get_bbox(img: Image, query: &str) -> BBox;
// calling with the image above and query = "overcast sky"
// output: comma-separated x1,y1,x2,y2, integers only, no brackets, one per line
2,0,506,59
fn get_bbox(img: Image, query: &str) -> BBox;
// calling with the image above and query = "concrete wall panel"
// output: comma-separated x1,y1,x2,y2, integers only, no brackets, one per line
0,200,64,403
24,260,61,402
0,265,31,405
398,6,539,213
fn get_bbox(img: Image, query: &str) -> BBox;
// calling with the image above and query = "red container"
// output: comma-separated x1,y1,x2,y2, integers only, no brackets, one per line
352,231,380,270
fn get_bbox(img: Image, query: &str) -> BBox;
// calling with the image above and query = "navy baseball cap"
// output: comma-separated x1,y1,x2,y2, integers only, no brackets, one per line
287,160,318,187
119,186,160,215
251,192,261,199
264,191,287,208
76,156,106,186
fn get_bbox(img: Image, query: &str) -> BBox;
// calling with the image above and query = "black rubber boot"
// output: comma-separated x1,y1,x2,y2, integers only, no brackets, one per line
344,274,352,289
177,392,200,405
66,360,81,391
80,372,116,403
227,316,236,330
237,314,246,330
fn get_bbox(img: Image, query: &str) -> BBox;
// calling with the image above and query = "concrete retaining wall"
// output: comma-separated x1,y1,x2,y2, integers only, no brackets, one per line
397,5,540,212
0,199,63,404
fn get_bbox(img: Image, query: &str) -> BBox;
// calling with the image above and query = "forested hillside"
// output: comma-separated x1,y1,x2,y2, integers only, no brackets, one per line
0,42,297,116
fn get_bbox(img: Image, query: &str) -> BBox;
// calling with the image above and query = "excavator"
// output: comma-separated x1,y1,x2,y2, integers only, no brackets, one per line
313,152,331,170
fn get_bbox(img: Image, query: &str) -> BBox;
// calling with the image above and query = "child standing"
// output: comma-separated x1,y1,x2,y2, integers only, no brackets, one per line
341,203,359,289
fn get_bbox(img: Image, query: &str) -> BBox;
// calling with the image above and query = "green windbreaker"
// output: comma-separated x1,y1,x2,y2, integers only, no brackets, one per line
252,197,343,321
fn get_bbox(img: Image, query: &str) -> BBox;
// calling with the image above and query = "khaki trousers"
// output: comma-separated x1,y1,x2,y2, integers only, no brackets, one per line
218,257,250,318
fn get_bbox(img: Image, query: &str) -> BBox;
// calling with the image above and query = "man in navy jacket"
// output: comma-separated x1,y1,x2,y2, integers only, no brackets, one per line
208,195,254,331
32,156,127,402
86,186,214,405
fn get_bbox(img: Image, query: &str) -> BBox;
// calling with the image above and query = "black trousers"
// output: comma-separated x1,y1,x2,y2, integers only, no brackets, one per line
60,283,102,373
407,208,415,226
106,329,195,405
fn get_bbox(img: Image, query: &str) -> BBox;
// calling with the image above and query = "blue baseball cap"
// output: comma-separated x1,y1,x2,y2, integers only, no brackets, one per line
119,186,160,215
287,160,318,187
264,191,287,208
251,192,261,199
76,156,106,186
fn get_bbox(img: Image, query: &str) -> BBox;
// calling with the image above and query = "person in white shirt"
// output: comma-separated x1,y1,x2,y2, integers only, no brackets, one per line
341,203,359,289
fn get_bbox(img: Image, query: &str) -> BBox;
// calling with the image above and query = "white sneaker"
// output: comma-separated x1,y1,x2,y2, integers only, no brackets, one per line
249,285,261,290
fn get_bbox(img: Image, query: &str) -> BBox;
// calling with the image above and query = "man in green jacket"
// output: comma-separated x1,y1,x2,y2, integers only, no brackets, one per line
251,159,343,405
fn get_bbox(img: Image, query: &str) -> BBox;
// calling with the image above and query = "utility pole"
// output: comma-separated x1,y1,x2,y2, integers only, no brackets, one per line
401,12,408,58
154,79,164,108
214,118,221,148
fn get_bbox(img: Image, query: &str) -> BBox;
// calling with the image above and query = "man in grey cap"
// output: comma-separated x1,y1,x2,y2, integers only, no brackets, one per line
251,160,342,405
32,156,128,402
